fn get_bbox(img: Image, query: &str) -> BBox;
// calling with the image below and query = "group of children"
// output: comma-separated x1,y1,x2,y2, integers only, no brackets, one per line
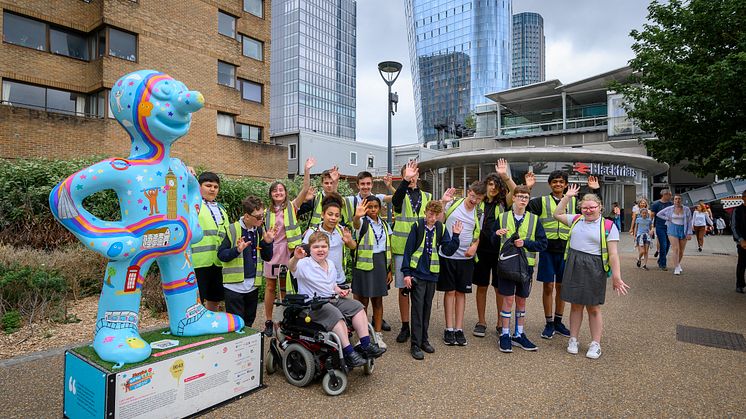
192,157,629,364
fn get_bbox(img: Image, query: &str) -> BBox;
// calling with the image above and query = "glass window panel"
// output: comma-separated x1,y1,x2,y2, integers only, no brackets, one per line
2,80,45,109
217,112,235,136
218,11,236,38
242,36,263,60
46,88,79,115
240,79,262,102
108,28,137,61
3,12,47,51
50,28,89,60
237,123,262,142
218,61,236,87
244,0,263,18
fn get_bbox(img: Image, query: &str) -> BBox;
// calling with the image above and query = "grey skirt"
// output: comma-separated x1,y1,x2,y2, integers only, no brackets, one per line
560,248,608,306
352,252,389,298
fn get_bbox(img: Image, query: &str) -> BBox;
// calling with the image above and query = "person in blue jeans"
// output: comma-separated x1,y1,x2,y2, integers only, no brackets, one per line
650,189,673,270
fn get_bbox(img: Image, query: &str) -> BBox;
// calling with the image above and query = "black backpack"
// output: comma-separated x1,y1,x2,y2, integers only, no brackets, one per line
497,232,531,283
414,219,443,250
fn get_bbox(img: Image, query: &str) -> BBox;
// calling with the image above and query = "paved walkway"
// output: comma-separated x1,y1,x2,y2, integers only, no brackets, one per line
1,236,743,417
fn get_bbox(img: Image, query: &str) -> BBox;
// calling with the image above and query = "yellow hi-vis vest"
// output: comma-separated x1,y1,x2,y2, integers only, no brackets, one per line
409,221,445,273
192,202,229,268
539,195,577,240
265,202,302,251
309,191,325,229
392,190,432,254
221,221,263,286
498,211,539,266
444,198,483,262
355,218,392,271
564,215,612,276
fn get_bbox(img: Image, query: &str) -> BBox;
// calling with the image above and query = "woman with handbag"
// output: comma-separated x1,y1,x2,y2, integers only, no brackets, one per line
553,184,629,359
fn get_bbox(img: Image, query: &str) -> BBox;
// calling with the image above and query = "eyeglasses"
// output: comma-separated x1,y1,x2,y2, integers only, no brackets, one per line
514,195,530,201
580,206,599,211
246,212,264,220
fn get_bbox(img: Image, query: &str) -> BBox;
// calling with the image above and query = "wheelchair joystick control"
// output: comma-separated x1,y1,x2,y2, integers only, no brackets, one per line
305,314,311,323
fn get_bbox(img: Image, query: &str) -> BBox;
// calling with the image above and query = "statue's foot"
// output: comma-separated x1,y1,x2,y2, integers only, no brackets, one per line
93,327,151,368
170,304,244,336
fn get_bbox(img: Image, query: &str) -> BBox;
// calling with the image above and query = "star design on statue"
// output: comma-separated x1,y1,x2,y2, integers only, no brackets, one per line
185,100,190,105
168,112,173,117
156,171,162,176
136,175,144,182
76,184,83,190
97,169,104,174
80,174,87,180
137,199,143,204
127,190,132,196
211,321,219,328
165,103,170,108
134,146,139,151
142,206,148,211
126,240,133,246
128,81,134,86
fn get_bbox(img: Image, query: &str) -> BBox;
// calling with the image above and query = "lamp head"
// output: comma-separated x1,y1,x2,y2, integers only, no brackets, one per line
378,61,402,85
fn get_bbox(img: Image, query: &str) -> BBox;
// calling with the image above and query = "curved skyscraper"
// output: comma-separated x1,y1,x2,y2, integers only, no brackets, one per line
512,12,545,88
405,0,512,143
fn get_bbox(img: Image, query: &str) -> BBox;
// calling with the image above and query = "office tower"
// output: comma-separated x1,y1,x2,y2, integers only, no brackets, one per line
512,12,545,87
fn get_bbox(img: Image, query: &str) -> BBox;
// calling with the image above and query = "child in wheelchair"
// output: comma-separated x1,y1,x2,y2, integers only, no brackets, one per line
287,231,386,368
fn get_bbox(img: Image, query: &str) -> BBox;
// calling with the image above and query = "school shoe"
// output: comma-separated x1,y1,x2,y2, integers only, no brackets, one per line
344,349,367,368
636,259,641,268
554,321,571,338
410,345,425,360
736,287,745,294
586,341,602,359
443,330,456,346
396,326,410,343
567,337,579,355
263,320,273,337
642,265,649,271
511,333,538,351
381,319,392,332
454,330,468,346
356,343,386,359
698,246,702,252
540,322,555,339
472,323,487,337
421,341,435,353
498,334,513,353
654,250,659,258
375,331,388,349
659,266,668,271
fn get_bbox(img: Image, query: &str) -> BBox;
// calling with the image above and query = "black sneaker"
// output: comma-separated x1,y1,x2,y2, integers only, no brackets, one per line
421,341,435,353
263,320,273,337
454,330,467,346
642,265,649,271
344,350,366,368
698,246,702,252
443,330,456,345
410,345,425,360
381,319,392,332
472,323,487,337
511,333,538,351
499,334,512,353
636,259,641,268
553,321,571,337
654,250,659,258
358,343,386,358
396,326,410,343
540,323,555,339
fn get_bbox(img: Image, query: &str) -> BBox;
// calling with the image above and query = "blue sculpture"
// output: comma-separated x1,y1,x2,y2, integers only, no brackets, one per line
50,70,244,368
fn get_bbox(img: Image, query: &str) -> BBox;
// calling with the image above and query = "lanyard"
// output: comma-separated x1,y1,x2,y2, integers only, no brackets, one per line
204,199,222,227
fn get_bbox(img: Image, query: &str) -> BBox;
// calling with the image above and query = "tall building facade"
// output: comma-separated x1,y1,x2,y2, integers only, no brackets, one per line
405,0,512,143
512,12,545,88
270,0,356,140
0,0,285,179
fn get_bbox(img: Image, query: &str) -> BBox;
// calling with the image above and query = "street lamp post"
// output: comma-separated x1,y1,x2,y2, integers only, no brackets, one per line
378,61,402,223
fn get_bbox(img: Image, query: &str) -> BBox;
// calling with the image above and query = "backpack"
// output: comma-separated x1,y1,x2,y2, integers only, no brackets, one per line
497,233,530,283
414,219,443,250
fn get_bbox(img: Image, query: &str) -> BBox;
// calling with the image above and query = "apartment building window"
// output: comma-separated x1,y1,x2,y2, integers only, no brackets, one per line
367,155,375,169
108,28,137,61
244,0,263,18
239,79,262,103
241,35,263,60
3,12,47,50
2,80,106,117
217,112,236,136
50,28,89,60
218,11,236,38
237,123,262,142
288,144,297,160
218,61,236,87
350,151,357,166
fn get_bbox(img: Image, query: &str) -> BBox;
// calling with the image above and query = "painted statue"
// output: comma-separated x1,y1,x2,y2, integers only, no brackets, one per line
50,70,244,368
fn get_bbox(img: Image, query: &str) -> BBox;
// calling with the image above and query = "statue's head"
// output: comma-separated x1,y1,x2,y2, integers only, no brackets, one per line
110,70,204,145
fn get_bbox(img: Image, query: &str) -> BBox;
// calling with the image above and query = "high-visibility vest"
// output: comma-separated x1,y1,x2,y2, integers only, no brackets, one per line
392,190,431,254
444,198,483,262
355,218,392,271
564,215,612,275
498,211,539,266
221,222,263,286
191,202,229,268
539,195,577,240
308,191,325,229
343,195,358,228
409,220,445,273
479,199,505,227
265,202,302,251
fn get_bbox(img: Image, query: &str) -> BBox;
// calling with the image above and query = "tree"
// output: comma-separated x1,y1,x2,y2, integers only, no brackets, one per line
617,0,746,178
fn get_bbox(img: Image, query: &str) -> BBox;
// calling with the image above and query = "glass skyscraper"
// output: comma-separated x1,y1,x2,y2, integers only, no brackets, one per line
405,0,512,143
271,0,356,140
512,12,545,88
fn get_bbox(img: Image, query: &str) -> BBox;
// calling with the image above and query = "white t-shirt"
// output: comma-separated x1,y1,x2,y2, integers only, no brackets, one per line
693,211,709,227
440,201,479,259
564,215,620,256
293,257,343,299
303,225,346,284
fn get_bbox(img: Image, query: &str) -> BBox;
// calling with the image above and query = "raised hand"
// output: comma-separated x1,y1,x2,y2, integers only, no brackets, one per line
305,186,317,201
383,173,393,188
495,158,509,179
264,225,277,242
236,236,250,252
566,183,580,198
441,187,457,203
524,172,536,189
587,175,600,190
342,227,353,244
186,165,197,177
355,198,369,219
403,160,419,181
293,245,307,259
329,166,340,183
305,156,316,172
452,220,464,235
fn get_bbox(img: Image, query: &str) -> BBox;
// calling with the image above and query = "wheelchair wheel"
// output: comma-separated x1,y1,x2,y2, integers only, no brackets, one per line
282,343,316,387
266,348,277,375
363,357,375,375
321,369,348,396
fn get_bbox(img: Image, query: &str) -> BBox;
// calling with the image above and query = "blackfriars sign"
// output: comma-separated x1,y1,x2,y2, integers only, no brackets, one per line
572,162,637,177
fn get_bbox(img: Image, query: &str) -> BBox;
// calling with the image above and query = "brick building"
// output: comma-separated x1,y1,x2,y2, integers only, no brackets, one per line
0,0,286,180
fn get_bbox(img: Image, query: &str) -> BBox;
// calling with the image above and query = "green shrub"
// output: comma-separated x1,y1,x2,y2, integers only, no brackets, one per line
0,264,68,326
2,310,21,334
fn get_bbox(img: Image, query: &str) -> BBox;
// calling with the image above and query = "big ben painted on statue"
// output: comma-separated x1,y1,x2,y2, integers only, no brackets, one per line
166,168,178,220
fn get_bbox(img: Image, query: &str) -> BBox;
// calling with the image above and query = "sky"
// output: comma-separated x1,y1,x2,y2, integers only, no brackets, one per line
355,0,653,146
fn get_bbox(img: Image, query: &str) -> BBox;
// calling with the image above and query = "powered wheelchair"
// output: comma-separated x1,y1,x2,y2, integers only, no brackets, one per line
265,291,381,396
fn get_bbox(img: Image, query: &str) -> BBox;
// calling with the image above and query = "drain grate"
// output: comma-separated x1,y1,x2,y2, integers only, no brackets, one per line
711,252,731,256
676,325,746,352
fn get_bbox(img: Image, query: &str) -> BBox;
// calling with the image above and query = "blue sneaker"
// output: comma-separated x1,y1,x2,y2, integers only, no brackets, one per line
554,321,571,337
541,322,554,339
499,334,512,353
512,333,538,351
